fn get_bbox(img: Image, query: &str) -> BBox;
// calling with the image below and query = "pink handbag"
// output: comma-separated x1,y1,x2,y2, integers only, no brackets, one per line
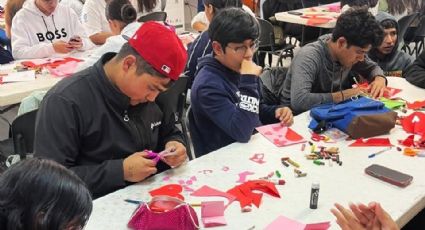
128,195,199,230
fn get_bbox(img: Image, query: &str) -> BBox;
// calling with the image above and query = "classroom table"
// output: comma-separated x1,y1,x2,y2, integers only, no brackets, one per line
85,77,425,229
275,2,340,29
0,51,92,107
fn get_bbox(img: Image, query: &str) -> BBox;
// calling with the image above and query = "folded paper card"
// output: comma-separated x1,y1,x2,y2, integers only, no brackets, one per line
201,201,226,227
256,123,306,147
265,215,330,230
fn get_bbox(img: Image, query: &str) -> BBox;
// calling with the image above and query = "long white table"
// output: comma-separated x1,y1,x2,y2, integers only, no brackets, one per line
0,51,93,107
85,77,425,229
275,2,340,29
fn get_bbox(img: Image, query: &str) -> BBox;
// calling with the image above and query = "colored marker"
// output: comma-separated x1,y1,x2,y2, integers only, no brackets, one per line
268,178,285,185
281,160,290,167
368,147,392,158
313,160,324,166
275,170,281,178
287,158,300,168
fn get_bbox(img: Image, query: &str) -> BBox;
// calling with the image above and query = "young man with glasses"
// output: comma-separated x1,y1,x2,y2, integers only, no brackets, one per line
189,8,293,157
280,7,386,115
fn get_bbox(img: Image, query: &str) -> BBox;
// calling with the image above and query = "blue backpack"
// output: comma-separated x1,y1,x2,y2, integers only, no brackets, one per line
308,97,397,138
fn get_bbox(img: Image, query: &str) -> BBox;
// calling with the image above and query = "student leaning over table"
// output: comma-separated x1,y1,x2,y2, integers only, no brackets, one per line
279,8,387,115
81,0,113,45
403,49,425,89
189,8,293,157
11,0,94,59
77,0,141,70
368,11,413,77
34,22,188,198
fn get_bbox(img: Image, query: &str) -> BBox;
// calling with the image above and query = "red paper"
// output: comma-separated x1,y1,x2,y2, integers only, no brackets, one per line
149,184,184,201
400,112,425,134
399,135,415,147
407,100,425,110
227,180,280,208
355,83,401,98
21,57,82,69
349,138,393,147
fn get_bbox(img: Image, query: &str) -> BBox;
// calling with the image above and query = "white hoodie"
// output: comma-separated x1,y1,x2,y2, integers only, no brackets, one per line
11,0,94,59
77,21,142,70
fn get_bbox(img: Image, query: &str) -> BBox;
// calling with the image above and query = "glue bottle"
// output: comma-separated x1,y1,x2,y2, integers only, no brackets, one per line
310,182,320,209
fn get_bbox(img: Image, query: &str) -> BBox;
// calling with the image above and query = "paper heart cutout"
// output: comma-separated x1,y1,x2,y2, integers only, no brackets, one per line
149,184,184,201
285,128,304,141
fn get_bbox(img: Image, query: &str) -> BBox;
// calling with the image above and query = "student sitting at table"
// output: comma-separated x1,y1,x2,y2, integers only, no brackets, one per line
189,8,293,157
130,0,161,18
403,49,425,89
34,22,188,198
368,11,413,77
185,0,244,86
11,0,93,59
331,202,399,230
81,0,113,45
280,8,386,115
77,0,140,70
0,158,92,230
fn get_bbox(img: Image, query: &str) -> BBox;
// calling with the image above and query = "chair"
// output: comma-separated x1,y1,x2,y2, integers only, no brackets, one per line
137,11,167,22
399,13,420,54
155,76,194,160
11,109,38,160
408,15,425,57
256,18,295,67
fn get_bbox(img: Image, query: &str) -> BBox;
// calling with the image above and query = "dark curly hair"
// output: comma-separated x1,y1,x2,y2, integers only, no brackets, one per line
332,7,384,48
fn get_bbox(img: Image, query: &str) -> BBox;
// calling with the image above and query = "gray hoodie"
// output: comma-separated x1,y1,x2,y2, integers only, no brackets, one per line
280,34,384,115
368,12,413,76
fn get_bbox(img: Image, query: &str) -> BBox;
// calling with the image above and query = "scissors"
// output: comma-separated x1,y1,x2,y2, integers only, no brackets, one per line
146,148,177,164
311,132,327,142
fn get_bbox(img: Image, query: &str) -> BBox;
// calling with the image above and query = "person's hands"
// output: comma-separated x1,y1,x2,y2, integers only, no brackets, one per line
275,107,293,126
68,36,83,50
368,202,399,230
369,76,386,98
240,59,262,76
331,203,368,230
123,151,157,182
161,141,187,168
53,40,73,53
332,88,366,102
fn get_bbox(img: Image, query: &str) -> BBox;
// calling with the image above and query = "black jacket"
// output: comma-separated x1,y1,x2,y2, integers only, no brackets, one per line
34,53,185,198
404,50,425,89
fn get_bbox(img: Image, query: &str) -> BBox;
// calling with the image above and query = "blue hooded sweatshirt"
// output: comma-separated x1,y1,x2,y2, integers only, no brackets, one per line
189,55,277,156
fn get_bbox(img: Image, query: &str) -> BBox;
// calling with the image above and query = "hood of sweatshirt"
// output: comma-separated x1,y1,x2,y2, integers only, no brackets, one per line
369,11,399,61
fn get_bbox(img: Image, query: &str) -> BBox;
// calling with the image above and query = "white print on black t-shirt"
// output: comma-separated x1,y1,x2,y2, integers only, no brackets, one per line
36,28,68,42
151,121,162,130
237,91,259,113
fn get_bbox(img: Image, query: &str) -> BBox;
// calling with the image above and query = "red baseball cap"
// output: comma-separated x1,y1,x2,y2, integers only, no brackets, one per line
128,22,187,81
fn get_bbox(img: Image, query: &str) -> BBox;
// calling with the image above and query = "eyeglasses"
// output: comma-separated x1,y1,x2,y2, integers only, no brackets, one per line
226,39,260,55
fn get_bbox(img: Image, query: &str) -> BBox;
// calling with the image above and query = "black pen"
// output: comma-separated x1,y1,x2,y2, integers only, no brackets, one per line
124,199,142,205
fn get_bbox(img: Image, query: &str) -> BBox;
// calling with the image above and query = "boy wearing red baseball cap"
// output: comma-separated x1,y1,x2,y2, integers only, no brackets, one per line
35,22,188,198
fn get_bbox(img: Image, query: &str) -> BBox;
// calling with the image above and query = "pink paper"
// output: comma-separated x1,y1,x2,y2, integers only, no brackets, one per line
201,201,226,227
256,123,306,147
265,216,330,230
190,185,236,207
236,171,255,183
249,153,266,164
46,61,79,77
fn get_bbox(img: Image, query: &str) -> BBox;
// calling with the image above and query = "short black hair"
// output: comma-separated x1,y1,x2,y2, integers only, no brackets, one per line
332,7,384,48
203,0,242,15
0,158,92,230
208,7,259,53
116,43,167,78
381,19,397,30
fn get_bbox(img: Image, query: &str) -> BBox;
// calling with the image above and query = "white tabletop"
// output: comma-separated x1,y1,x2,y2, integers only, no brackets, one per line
85,77,425,229
0,51,93,107
275,2,340,29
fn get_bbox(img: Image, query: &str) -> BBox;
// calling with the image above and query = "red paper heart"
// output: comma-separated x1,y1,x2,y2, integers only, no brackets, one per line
285,128,304,141
149,184,184,201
